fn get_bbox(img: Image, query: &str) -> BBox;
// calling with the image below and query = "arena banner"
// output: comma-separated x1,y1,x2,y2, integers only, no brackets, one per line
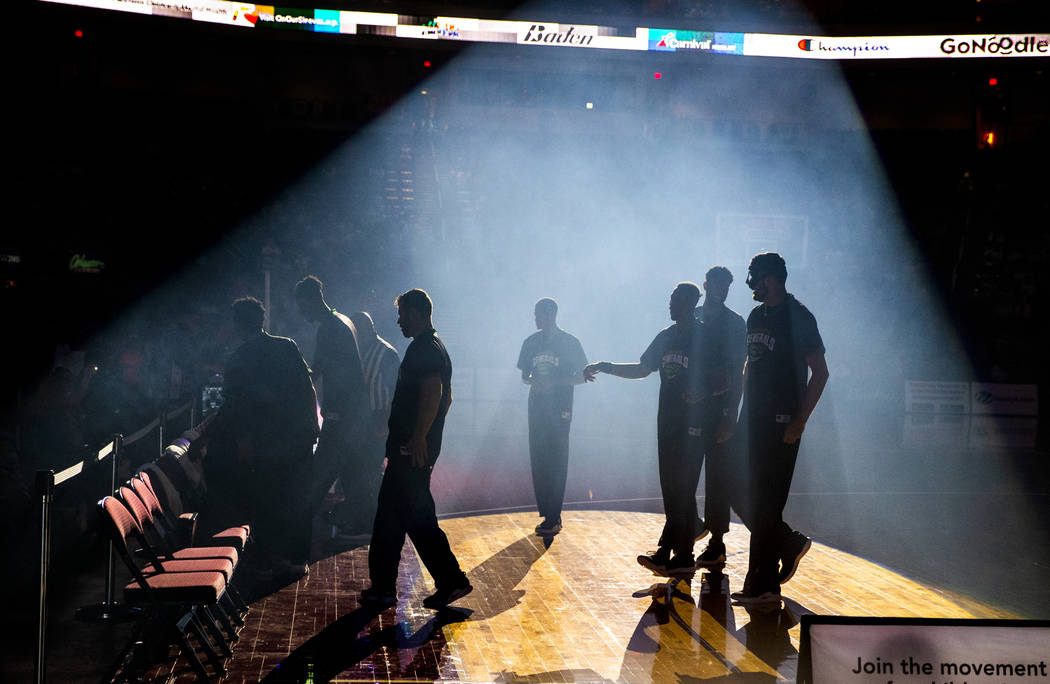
970,382,1038,416
36,0,1050,60
647,28,745,55
799,616,1050,684
745,32,1050,59
904,380,970,414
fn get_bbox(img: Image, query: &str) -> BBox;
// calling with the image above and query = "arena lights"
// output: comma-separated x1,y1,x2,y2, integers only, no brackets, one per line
38,1,1050,60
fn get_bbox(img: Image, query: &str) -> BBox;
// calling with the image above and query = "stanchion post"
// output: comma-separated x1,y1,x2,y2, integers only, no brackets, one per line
76,434,139,622
103,434,121,609
35,470,55,684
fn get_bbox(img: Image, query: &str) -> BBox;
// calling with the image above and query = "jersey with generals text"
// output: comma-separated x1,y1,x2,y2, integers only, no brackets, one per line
517,328,588,415
641,320,718,432
745,294,824,421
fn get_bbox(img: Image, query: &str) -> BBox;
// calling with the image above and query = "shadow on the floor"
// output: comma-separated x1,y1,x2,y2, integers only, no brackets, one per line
258,533,549,682
619,569,813,683
458,533,549,619
259,602,471,683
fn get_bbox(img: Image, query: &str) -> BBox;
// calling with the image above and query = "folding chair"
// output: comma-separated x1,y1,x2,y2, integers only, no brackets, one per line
98,496,231,681
117,485,248,624
136,471,251,553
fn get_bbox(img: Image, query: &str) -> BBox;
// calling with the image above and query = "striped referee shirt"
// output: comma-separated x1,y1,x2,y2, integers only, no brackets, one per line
359,334,400,413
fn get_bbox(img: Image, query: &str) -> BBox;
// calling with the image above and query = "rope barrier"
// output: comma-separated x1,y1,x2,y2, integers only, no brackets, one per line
35,396,199,683
49,398,194,486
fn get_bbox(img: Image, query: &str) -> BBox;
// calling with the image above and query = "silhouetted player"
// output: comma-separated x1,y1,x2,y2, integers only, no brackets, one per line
517,298,589,536
732,253,828,604
206,296,319,577
585,283,717,577
362,289,472,609
294,276,372,535
692,266,746,568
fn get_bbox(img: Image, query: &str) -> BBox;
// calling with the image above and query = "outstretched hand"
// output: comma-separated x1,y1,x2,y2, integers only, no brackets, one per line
583,362,606,382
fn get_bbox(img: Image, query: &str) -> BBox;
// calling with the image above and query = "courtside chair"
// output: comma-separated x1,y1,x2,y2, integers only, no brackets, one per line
117,485,247,628
98,496,231,681
136,471,251,553
130,475,249,615
106,490,238,650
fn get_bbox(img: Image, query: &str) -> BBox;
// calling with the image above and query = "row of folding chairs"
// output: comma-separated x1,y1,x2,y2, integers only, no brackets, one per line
97,472,251,681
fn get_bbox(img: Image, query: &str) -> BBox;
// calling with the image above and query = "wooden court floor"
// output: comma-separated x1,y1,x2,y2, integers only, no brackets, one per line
148,510,1015,683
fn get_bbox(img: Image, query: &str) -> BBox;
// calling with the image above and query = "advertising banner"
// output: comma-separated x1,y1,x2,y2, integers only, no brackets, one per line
192,2,257,27
745,32,1050,59
970,382,1038,416
64,0,151,14
904,380,969,414
253,6,339,31
648,28,744,54
799,616,1050,684
34,2,1050,61
517,23,644,50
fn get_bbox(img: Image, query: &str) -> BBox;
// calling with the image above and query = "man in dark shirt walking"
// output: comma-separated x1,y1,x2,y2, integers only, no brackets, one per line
585,282,717,577
693,266,747,569
294,276,372,535
362,289,472,609
517,298,588,536
732,252,829,604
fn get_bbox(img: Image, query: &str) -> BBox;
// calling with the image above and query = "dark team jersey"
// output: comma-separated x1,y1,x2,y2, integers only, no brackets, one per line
516,327,588,412
745,294,825,420
387,329,452,453
696,302,747,397
312,310,369,422
640,319,715,428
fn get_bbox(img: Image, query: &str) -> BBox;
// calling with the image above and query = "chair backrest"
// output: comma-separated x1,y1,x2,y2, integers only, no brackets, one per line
131,475,171,529
100,495,142,544
137,470,160,505
118,485,155,528
114,488,172,571
97,496,161,593
124,480,184,557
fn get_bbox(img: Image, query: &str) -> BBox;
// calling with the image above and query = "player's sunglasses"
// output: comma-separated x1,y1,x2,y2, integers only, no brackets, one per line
745,271,767,289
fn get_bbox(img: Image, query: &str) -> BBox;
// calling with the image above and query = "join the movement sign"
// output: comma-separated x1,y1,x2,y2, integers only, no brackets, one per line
799,616,1050,684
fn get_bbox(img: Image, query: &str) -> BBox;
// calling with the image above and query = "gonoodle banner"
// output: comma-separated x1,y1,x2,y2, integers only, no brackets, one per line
745,32,1050,59
648,28,744,54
